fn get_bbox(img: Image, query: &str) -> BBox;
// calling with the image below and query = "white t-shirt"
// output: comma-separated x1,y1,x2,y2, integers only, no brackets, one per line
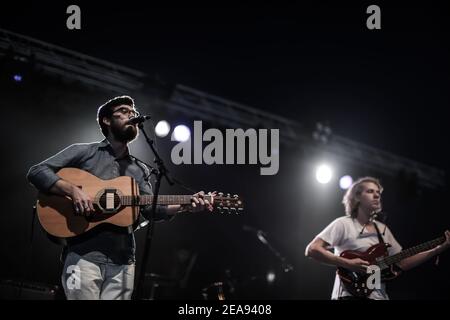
316,216,402,300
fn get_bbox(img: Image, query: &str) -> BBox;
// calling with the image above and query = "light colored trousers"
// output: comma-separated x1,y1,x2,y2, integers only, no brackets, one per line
61,251,135,300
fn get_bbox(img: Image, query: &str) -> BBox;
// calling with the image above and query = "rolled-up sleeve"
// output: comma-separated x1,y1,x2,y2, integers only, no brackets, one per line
26,144,87,192
317,218,346,248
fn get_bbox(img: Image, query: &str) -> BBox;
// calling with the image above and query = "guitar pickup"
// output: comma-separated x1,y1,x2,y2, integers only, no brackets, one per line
106,192,115,210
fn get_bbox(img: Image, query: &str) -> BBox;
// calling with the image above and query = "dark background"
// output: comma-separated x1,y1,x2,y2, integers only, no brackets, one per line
0,1,449,299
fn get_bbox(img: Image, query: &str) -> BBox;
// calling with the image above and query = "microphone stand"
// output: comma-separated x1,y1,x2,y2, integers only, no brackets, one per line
134,122,174,300
244,226,294,273
256,231,294,273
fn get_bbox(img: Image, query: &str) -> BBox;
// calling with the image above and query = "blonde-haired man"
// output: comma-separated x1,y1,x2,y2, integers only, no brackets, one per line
305,177,450,299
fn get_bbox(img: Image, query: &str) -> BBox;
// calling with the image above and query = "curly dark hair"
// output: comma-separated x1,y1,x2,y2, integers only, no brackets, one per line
97,95,135,137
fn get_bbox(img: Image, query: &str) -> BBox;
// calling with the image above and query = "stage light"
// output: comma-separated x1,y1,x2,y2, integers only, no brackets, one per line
13,74,22,82
155,120,170,137
173,125,191,142
315,164,332,184
339,175,353,190
266,271,276,284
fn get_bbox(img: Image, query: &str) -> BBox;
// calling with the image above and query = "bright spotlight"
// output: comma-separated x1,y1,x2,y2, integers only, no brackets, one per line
266,271,276,284
339,175,353,190
315,164,332,184
155,120,170,137
173,125,190,142
13,74,22,82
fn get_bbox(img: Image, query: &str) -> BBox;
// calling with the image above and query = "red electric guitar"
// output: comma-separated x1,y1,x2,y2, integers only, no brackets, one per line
337,236,446,297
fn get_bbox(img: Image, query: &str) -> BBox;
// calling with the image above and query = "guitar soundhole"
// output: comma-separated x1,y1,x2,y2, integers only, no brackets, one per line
98,192,121,212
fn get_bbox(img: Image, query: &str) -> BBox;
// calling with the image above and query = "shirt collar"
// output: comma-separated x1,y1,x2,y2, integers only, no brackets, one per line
98,138,132,160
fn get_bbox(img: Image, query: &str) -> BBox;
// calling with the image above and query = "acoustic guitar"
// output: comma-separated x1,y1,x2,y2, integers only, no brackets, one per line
36,168,243,238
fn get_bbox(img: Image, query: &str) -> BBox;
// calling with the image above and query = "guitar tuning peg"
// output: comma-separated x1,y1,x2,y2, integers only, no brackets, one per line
218,192,224,197
233,194,238,198
227,193,231,198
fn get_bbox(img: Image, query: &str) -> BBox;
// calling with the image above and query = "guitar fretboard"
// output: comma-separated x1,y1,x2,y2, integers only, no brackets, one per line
381,236,445,266
120,195,213,206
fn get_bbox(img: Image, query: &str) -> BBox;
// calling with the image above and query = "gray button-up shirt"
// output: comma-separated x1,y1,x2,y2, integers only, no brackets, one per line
27,139,168,265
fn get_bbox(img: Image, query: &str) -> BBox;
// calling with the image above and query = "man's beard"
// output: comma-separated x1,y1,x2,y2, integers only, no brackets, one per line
110,119,138,143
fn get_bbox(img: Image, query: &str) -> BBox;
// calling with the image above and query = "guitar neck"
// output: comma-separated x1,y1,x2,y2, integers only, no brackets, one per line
382,236,445,266
120,195,212,206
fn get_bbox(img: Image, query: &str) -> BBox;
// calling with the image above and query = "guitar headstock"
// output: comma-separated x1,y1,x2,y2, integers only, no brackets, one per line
213,192,244,214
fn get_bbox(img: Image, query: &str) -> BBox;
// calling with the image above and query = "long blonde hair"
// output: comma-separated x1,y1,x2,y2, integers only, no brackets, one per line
342,177,383,218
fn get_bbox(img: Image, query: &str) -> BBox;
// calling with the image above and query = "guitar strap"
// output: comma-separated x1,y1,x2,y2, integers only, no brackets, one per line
373,222,385,245
374,222,405,273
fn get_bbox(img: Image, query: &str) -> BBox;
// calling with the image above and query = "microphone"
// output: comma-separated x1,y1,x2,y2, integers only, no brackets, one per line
126,115,151,125
257,231,268,244
370,210,384,221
